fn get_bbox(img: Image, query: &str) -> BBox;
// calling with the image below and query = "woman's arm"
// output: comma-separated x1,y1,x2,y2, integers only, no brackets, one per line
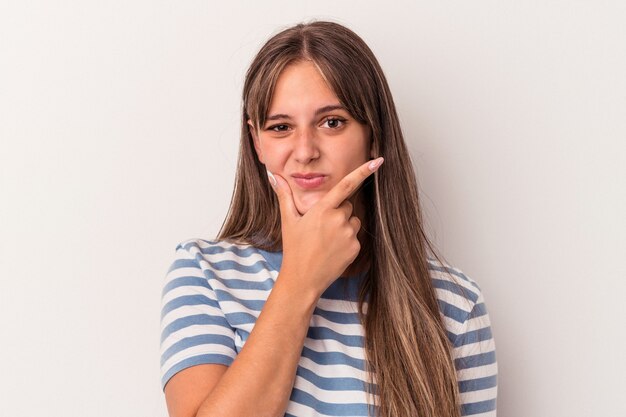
165,270,319,417
164,159,383,417
453,283,498,416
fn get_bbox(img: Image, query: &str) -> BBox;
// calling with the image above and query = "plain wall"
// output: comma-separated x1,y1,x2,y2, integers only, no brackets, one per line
1,1,624,416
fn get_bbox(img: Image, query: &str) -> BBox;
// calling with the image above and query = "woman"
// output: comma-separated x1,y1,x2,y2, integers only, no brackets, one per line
160,21,497,417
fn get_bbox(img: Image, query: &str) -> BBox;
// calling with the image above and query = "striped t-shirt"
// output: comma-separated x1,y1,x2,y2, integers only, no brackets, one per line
160,239,497,416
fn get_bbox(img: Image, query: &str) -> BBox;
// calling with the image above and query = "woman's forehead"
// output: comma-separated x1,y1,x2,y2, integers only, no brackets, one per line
257,62,342,120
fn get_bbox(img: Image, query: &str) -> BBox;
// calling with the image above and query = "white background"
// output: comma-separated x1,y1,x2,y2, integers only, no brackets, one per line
1,1,624,416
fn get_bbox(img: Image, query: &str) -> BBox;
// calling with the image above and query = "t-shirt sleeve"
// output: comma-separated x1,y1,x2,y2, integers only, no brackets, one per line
159,241,237,391
452,285,498,416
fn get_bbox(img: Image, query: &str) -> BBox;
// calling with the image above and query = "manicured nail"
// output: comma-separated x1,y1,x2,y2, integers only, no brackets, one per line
368,157,384,171
266,170,277,186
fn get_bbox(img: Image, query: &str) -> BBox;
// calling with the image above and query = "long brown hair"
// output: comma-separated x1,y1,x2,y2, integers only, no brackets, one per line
218,21,462,417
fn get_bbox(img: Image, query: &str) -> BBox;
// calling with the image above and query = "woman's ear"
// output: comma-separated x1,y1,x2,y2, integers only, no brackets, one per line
248,120,265,164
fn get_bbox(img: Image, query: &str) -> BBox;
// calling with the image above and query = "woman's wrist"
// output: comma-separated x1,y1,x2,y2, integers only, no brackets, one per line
273,267,323,312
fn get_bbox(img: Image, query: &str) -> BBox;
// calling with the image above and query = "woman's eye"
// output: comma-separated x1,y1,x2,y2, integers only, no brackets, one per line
321,117,346,129
269,124,289,132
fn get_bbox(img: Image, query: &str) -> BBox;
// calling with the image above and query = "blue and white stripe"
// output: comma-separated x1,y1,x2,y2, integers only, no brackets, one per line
160,239,497,416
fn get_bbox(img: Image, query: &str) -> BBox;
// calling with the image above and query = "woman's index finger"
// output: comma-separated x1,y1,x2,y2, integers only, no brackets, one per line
322,157,384,208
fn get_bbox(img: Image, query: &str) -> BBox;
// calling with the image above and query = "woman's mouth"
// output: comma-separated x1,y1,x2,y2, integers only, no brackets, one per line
291,173,327,189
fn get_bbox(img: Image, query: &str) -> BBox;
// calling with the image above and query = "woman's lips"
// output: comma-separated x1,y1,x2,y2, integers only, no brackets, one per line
291,174,327,189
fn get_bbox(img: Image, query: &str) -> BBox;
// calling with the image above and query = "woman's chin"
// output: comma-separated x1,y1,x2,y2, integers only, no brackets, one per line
294,193,323,215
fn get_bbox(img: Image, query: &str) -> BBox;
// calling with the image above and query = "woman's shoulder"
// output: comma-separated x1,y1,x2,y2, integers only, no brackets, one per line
426,257,484,293
426,256,488,326
175,238,254,254
172,238,283,273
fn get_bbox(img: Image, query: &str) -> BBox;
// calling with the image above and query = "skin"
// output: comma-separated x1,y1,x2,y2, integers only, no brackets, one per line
163,60,384,417
249,60,374,216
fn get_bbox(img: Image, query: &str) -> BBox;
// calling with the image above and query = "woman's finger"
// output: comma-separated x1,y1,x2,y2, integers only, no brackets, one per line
321,157,384,209
348,216,361,233
337,200,353,219
267,170,301,222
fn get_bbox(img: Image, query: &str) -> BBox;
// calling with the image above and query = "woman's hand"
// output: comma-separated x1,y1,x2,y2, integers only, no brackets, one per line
268,157,384,297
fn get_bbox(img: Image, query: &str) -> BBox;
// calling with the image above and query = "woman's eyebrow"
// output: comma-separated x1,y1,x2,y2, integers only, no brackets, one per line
314,104,346,116
265,113,291,121
265,104,347,121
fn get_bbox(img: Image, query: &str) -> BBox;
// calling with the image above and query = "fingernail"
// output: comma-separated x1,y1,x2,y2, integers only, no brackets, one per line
368,157,384,171
266,170,277,186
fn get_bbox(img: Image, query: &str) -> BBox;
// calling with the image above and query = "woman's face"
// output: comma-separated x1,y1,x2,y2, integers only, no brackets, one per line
250,60,372,215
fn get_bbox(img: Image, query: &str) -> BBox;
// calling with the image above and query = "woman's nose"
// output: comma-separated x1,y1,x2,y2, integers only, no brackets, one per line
292,128,320,164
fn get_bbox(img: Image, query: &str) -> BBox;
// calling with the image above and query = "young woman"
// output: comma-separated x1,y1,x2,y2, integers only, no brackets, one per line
160,21,497,417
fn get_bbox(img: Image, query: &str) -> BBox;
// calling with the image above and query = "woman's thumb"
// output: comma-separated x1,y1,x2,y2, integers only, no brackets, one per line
267,170,300,219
